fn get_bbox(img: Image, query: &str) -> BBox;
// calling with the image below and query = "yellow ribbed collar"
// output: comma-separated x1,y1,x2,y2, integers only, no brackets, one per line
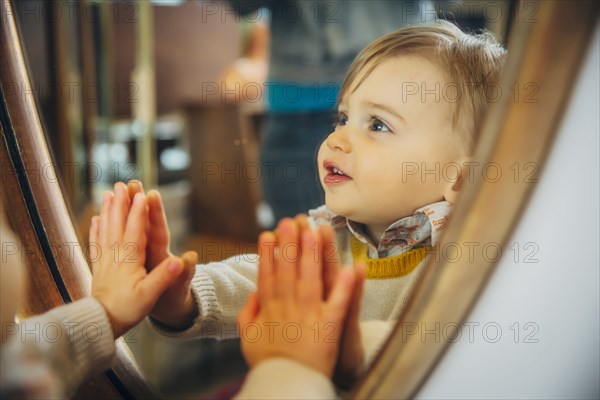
351,236,429,279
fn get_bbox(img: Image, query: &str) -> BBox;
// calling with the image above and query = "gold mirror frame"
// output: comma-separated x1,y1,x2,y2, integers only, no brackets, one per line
2,0,598,399
353,1,599,398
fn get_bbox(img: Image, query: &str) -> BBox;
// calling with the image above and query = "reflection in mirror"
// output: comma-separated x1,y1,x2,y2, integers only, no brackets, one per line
354,2,599,398
12,0,518,398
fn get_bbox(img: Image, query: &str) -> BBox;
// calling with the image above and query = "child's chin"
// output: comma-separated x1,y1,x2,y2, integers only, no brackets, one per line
325,200,351,219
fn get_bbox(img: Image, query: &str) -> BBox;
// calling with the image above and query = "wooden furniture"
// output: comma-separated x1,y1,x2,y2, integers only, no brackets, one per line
185,103,263,241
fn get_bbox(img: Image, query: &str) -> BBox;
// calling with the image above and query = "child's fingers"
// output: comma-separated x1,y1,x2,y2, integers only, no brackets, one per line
294,214,310,232
298,229,323,307
89,216,100,272
170,251,197,292
274,219,299,301
138,256,184,304
237,292,259,328
109,182,130,240
99,191,113,248
127,180,149,239
123,193,148,262
346,262,366,328
319,224,338,297
127,180,145,201
89,215,99,246
181,251,198,269
325,268,356,327
147,190,170,247
257,231,276,304
146,190,171,269
334,263,365,385
170,261,196,294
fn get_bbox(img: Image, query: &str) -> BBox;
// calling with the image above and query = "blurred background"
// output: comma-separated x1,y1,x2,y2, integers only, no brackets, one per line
13,0,517,397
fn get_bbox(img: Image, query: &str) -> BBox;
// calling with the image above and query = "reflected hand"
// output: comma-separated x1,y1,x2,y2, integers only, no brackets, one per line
294,214,366,387
90,182,185,338
238,218,357,377
127,180,171,267
127,180,198,329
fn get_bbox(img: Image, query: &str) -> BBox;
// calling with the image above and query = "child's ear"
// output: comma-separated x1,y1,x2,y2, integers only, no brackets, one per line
443,157,472,205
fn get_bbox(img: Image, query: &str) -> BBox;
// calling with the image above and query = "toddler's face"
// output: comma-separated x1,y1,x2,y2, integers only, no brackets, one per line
317,55,465,230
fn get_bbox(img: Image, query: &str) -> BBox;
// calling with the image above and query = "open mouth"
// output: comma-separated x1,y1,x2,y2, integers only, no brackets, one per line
323,161,352,184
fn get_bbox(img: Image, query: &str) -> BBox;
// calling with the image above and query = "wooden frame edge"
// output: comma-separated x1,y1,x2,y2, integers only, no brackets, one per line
1,1,162,398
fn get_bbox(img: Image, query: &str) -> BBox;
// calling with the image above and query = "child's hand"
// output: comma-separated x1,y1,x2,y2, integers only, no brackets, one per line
294,215,367,387
126,181,198,329
333,262,366,388
237,219,357,377
126,181,171,272
89,182,186,338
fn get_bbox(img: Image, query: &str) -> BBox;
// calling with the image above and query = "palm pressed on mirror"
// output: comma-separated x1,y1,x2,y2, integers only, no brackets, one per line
2,0,597,399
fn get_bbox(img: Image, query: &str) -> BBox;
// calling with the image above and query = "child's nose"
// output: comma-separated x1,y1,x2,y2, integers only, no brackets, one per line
325,127,352,153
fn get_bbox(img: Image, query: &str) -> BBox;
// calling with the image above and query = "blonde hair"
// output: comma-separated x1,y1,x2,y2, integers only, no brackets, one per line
339,20,507,152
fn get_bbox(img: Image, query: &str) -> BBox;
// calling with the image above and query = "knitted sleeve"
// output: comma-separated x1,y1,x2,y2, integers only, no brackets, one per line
150,254,259,340
234,358,337,400
1,297,116,398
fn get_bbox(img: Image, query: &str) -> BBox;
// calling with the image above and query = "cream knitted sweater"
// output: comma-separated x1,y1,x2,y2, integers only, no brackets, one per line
150,202,452,398
155,201,452,341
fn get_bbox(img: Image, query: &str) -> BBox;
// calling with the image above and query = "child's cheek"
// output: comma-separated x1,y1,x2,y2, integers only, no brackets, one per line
316,146,327,181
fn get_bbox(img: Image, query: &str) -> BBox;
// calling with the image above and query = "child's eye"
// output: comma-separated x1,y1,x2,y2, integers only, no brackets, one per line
334,112,348,128
369,117,391,133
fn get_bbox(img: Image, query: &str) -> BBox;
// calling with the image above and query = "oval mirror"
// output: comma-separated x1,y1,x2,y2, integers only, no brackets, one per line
2,0,597,398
